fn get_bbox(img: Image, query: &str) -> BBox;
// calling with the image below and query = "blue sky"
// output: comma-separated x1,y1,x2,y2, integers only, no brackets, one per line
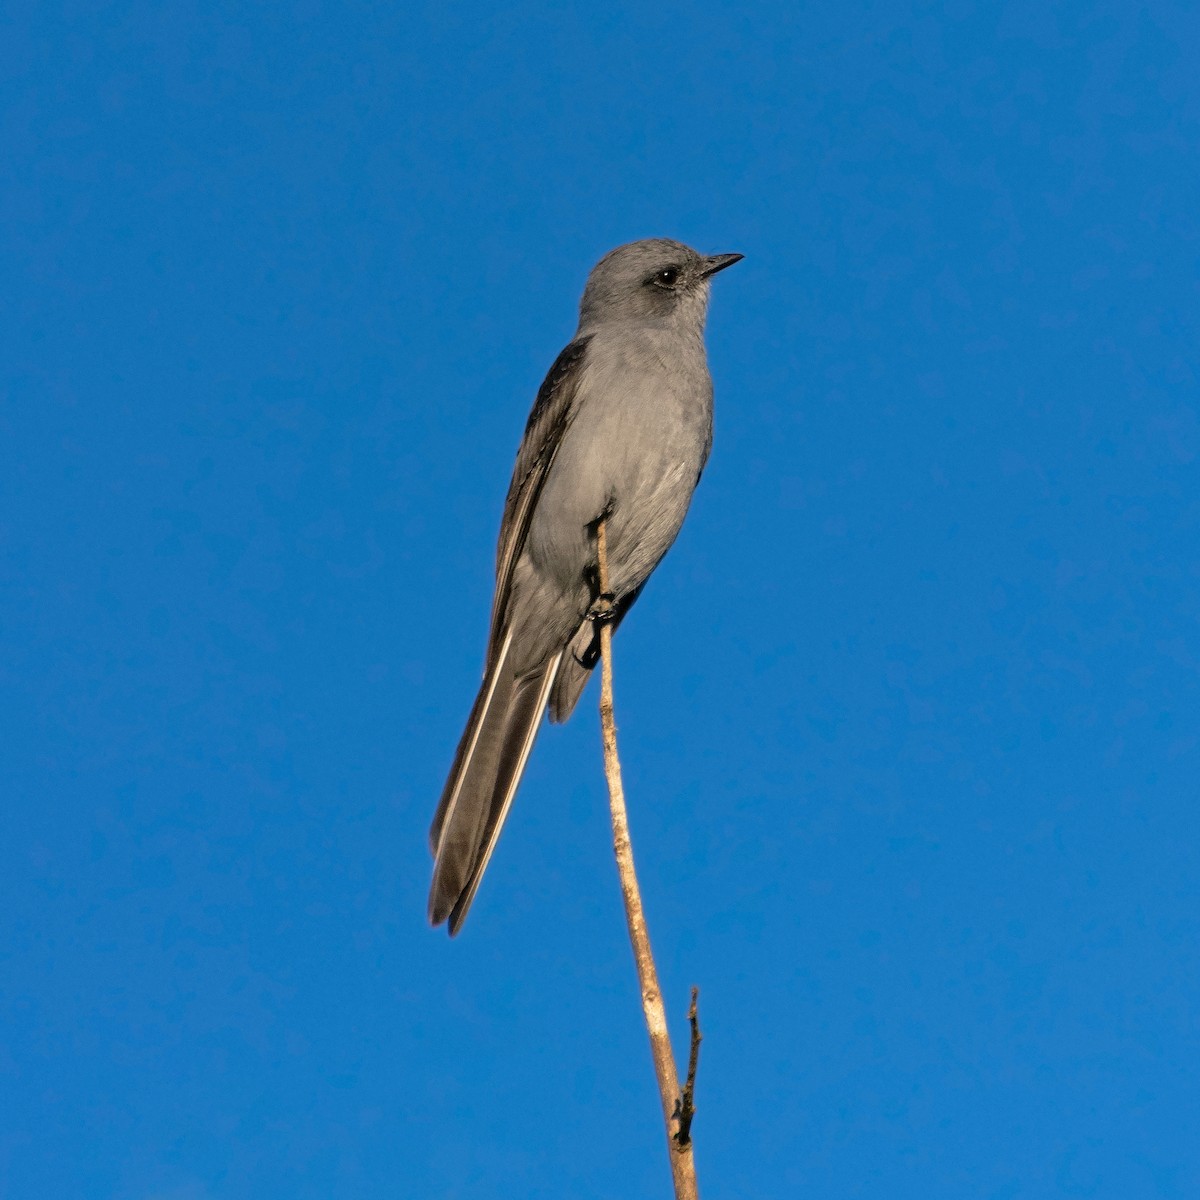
3,1,1198,1196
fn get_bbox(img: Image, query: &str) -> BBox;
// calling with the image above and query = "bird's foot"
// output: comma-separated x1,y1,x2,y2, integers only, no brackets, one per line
587,591,617,625
575,639,602,670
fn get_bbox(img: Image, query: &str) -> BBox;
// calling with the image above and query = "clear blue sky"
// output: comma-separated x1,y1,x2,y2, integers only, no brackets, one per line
3,1,1198,1197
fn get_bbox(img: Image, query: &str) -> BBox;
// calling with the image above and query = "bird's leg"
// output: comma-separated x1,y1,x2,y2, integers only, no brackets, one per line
583,563,617,626
584,504,618,626
580,508,618,664
575,569,613,671
587,591,617,626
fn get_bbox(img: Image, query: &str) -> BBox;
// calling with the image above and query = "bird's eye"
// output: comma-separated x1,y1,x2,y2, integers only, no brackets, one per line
649,266,680,289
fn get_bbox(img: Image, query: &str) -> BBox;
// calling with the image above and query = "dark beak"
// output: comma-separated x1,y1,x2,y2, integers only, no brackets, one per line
701,252,744,278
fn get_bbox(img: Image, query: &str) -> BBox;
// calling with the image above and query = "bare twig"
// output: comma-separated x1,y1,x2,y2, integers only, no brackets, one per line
674,987,702,1147
595,517,701,1200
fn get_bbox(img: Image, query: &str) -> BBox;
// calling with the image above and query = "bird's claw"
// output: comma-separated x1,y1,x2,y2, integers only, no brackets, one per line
587,591,617,624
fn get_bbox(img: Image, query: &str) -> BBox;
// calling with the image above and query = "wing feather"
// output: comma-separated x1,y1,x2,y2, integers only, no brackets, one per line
486,335,591,653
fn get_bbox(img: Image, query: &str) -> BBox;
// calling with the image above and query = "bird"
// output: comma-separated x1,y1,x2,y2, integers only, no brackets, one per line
428,238,742,935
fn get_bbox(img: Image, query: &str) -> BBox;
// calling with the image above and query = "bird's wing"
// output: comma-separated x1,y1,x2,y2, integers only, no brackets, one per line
487,335,592,654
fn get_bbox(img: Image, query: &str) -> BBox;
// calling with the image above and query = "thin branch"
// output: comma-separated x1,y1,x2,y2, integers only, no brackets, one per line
674,987,702,1147
595,517,701,1200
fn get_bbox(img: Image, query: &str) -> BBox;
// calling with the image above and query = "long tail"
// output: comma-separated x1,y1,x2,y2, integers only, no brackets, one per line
428,630,562,935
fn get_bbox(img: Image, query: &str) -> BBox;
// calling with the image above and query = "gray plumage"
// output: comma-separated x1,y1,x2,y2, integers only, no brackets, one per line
428,238,741,935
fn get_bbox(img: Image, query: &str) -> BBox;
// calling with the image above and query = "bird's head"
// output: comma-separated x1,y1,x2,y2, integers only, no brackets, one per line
577,238,742,332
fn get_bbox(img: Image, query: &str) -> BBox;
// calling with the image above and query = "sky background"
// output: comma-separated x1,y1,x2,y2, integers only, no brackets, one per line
2,1,1198,1197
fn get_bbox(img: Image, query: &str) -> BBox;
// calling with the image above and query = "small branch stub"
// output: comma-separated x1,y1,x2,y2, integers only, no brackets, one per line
674,987,702,1147
595,517,702,1200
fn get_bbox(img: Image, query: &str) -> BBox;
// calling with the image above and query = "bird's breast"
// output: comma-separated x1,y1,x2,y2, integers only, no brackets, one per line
525,329,713,599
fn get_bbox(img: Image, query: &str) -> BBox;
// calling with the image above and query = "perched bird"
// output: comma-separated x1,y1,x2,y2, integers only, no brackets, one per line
428,238,741,934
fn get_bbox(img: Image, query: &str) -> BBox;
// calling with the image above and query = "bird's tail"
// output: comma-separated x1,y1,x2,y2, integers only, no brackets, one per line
428,630,562,935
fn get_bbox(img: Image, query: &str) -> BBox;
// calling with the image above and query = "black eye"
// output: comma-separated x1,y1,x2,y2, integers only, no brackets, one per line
649,266,680,289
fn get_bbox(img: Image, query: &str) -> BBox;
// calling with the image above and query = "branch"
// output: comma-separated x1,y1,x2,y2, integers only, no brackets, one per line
595,517,701,1200
674,987,702,1147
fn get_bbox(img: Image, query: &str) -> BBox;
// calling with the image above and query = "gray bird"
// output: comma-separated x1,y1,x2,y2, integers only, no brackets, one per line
428,238,741,935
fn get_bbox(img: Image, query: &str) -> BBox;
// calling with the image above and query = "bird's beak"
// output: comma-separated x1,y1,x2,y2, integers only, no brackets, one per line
700,252,744,278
